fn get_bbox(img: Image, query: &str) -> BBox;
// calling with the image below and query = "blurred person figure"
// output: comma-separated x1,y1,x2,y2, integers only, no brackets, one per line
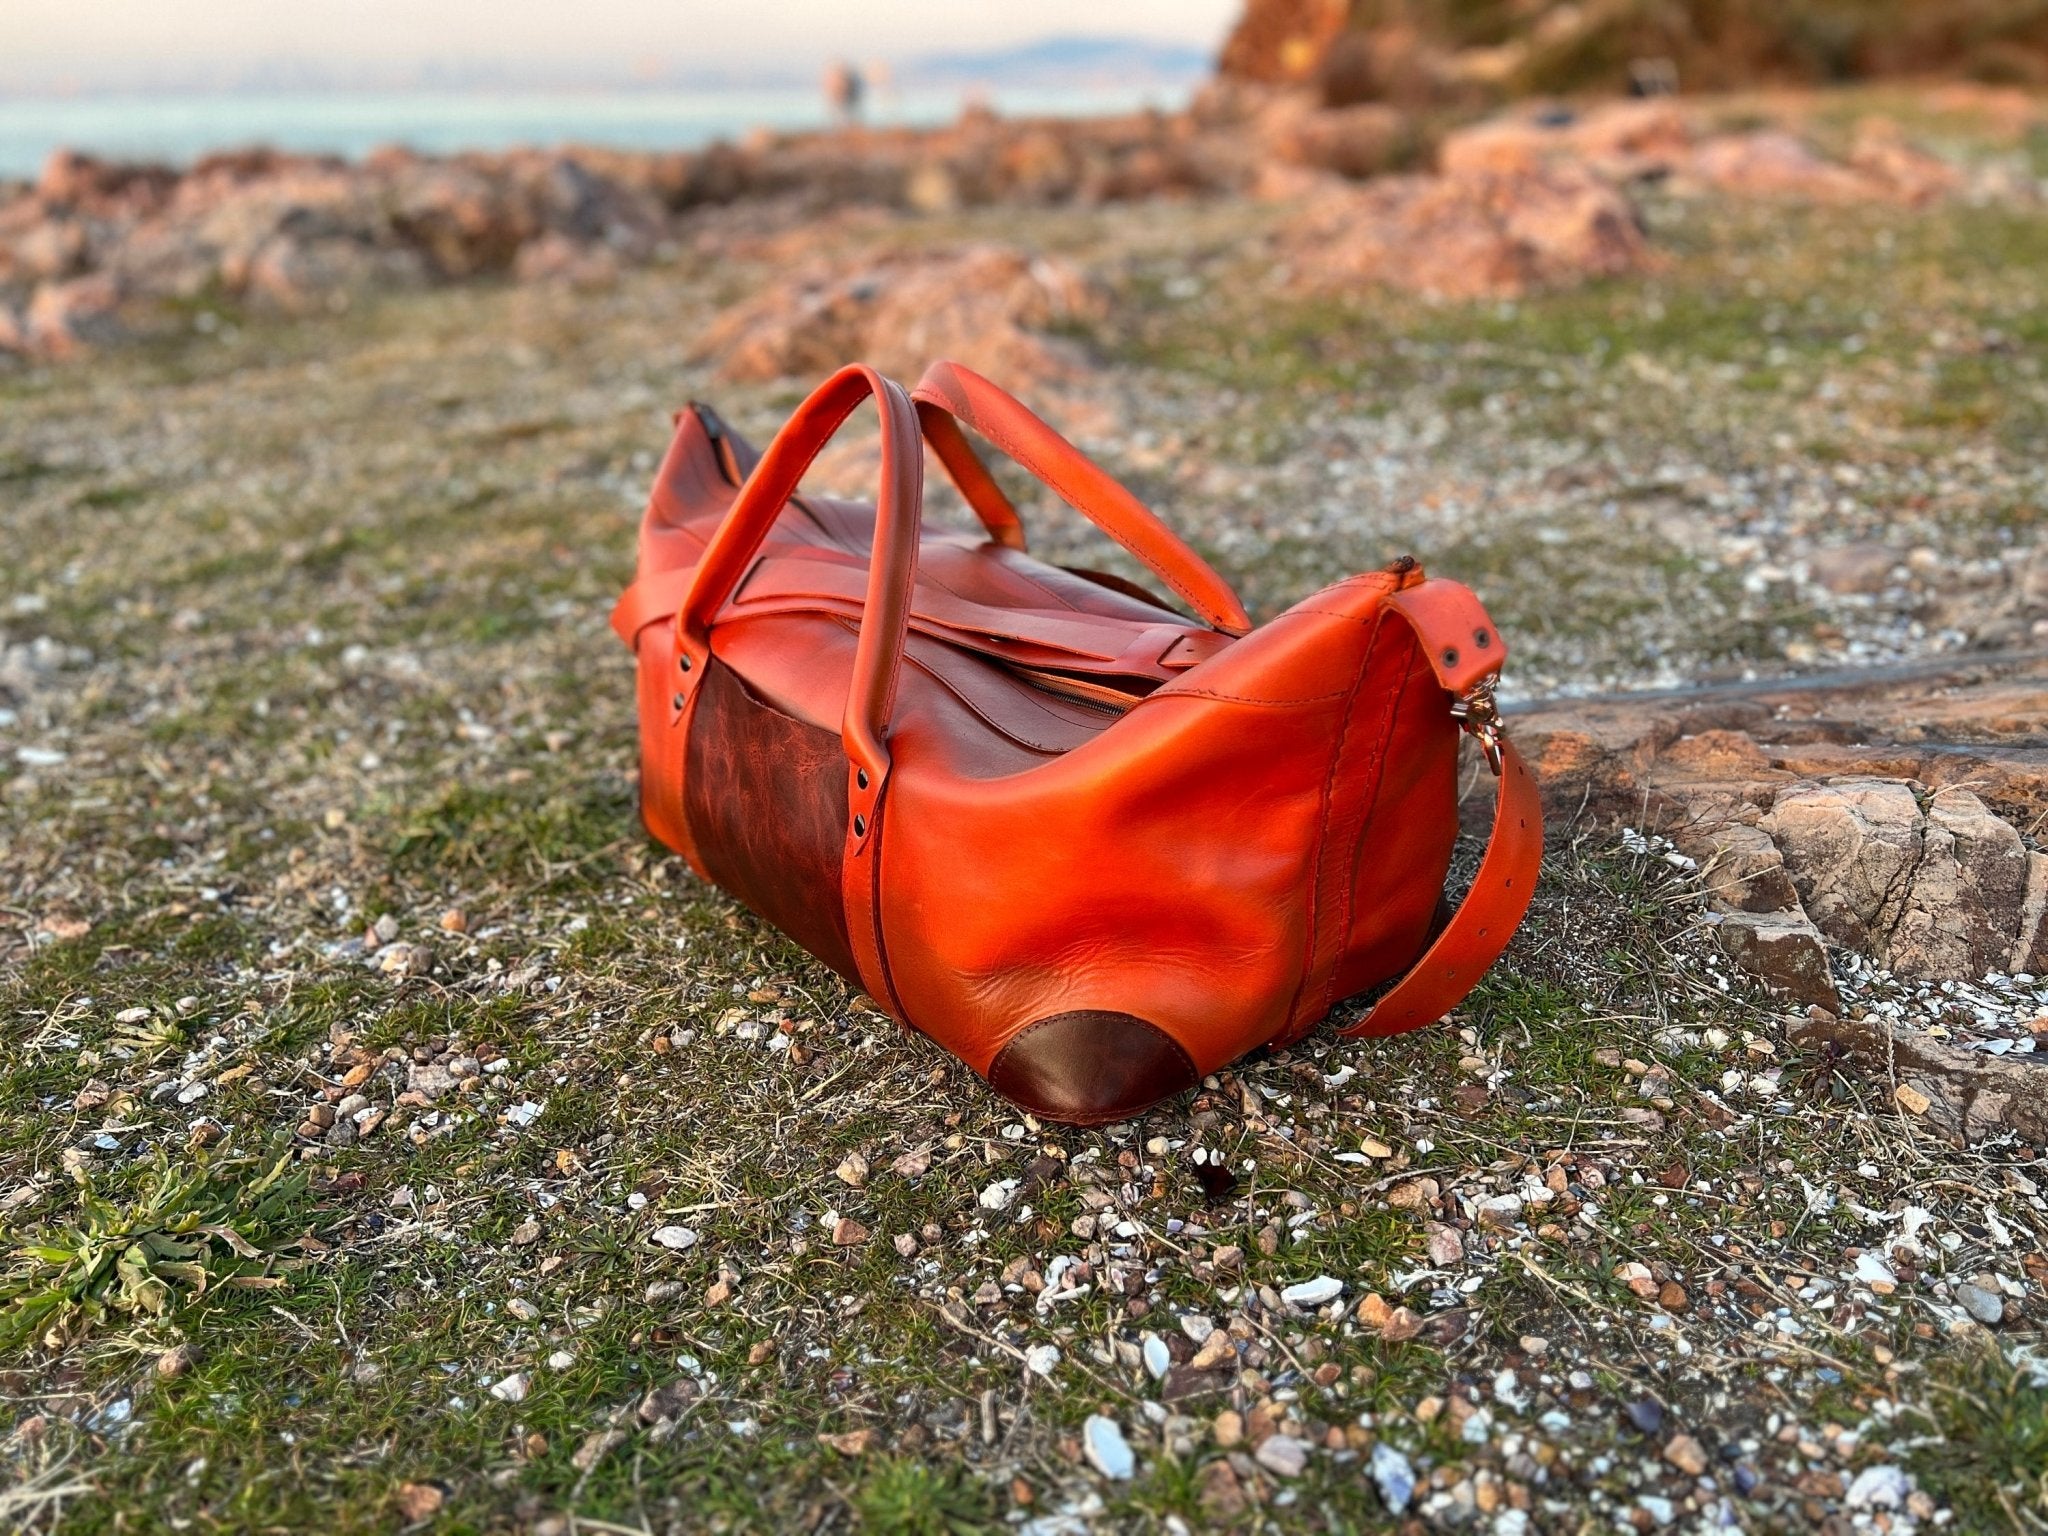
824,60,865,127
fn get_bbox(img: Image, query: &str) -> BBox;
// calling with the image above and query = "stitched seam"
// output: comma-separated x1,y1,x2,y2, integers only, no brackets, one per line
1320,621,1418,1021
1285,624,1376,1034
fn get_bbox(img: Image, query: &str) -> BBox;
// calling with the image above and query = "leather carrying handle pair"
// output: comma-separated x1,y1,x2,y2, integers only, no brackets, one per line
675,360,1254,825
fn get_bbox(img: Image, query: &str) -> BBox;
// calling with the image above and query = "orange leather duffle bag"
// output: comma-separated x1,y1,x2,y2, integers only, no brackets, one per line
612,362,1541,1124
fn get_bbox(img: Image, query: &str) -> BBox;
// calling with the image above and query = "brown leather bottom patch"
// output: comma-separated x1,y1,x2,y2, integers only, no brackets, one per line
987,1011,1198,1125
684,658,861,983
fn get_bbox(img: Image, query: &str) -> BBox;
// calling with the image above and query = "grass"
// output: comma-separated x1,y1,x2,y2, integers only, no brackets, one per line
3,90,2047,1532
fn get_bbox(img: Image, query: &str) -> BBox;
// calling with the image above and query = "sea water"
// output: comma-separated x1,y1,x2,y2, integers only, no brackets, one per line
0,82,1193,179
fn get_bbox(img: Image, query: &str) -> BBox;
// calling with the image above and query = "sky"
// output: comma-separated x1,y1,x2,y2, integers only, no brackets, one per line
6,0,1245,91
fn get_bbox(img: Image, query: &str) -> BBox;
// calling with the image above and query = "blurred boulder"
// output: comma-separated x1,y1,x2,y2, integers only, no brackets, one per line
1279,165,1653,299
695,246,1105,387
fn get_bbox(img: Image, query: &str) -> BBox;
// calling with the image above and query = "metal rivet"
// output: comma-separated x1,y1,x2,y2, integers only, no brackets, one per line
1441,646,1460,667
856,769,869,791
1474,628,1491,648
853,815,867,837
678,653,693,672
671,693,684,711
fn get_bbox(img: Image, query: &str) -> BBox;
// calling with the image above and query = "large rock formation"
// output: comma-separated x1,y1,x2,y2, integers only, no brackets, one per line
1511,650,2048,1002
1216,0,2048,104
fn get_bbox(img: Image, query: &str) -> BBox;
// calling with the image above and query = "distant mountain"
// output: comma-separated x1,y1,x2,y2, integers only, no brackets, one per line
904,35,1214,86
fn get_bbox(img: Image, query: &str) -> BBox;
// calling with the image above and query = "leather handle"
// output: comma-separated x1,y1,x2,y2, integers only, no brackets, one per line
911,360,1252,636
921,407,1029,551
673,364,923,826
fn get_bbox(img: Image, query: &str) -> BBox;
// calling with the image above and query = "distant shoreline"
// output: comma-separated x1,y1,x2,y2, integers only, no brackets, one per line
0,80,1198,181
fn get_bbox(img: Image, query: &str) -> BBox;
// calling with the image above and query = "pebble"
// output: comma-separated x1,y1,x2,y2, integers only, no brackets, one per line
1024,1344,1060,1378
1083,1415,1135,1480
1179,1314,1216,1345
1141,1334,1171,1380
978,1178,1019,1211
489,1371,531,1403
156,1343,199,1378
1254,1435,1308,1477
546,1350,576,1371
1626,1398,1665,1435
649,1226,698,1251
1280,1275,1343,1308
506,1298,540,1322
1370,1442,1415,1513
1954,1281,2004,1326
1664,1432,1708,1476
1846,1465,1911,1509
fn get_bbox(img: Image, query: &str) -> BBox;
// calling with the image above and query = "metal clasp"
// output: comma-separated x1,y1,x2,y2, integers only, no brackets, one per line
1450,674,1506,775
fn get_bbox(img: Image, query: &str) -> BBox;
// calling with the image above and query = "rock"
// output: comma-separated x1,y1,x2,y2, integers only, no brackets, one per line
892,1232,918,1257
1897,791,2031,979
1199,1457,1248,1518
1760,779,1920,954
572,1427,627,1472
1625,1398,1665,1435
649,1225,698,1251
1262,101,1412,179
488,1371,530,1403
1846,121,1963,206
1664,1433,1708,1476
1954,1281,2005,1327
638,1379,698,1424
890,1145,932,1179
1082,1414,1135,1479
1279,166,1652,301
23,274,123,359
1441,101,1692,181
1190,1331,1236,1370
976,1178,1020,1211
1279,1275,1344,1307
1686,131,1884,203
835,1152,869,1187
1380,1306,1423,1342
831,1216,869,1247
511,232,621,289
1761,779,2030,980
155,1343,199,1378
1713,912,1840,1013
395,1481,446,1522
696,246,1105,389
1370,1442,1416,1514
1024,1343,1060,1378
1142,1334,1172,1379
1845,1465,1913,1509
817,1428,875,1455
1179,1314,1216,1345
1677,822,1801,914
1255,1433,1309,1477
1807,542,1899,596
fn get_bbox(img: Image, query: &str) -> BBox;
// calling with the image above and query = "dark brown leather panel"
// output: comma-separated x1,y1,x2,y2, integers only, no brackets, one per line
683,658,861,983
986,1011,1199,1126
